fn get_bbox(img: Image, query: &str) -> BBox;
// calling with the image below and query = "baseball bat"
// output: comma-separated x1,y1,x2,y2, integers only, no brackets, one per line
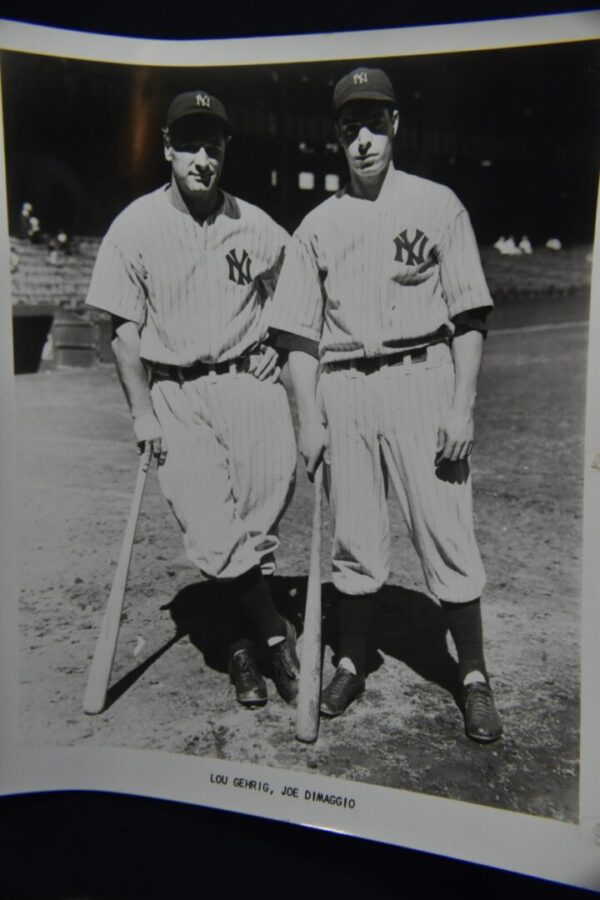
296,464,323,743
83,445,152,714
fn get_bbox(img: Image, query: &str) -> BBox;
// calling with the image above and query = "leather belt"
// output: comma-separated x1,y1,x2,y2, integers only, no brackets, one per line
150,356,251,384
324,341,445,375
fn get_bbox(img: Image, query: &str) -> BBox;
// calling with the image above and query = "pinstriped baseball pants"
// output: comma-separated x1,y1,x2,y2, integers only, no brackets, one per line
150,373,296,580
319,342,486,602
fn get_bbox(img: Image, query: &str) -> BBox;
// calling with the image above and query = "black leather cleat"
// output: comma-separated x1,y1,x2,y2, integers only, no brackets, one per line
269,619,300,704
228,648,268,708
320,667,365,717
462,681,503,743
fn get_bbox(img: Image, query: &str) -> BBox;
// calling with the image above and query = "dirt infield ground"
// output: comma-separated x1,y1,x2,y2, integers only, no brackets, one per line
15,273,588,823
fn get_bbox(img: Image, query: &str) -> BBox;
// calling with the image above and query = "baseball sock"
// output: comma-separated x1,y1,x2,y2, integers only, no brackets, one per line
236,565,288,646
229,637,256,657
441,597,488,685
336,594,374,679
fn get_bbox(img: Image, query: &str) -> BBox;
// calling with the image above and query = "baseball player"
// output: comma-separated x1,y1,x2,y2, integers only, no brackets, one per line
269,67,502,742
86,90,300,709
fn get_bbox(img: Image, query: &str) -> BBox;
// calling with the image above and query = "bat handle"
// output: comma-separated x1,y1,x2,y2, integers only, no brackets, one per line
141,442,152,472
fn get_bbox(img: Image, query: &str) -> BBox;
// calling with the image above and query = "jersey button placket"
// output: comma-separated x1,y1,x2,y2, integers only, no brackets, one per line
201,219,215,363
374,366,385,441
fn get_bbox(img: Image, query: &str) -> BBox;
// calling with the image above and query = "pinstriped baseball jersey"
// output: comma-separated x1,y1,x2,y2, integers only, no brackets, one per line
269,164,490,602
269,167,493,362
86,184,296,581
86,187,287,366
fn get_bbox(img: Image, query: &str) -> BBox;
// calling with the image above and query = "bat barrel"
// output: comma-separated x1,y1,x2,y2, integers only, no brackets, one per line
296,465,323,743
83,446,151,714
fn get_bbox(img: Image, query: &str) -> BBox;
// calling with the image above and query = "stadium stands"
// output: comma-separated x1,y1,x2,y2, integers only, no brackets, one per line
10,235,593,374
10,236,112,373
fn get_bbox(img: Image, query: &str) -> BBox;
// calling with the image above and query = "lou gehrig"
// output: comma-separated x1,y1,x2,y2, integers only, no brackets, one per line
86,91,301,709
269,67,503,743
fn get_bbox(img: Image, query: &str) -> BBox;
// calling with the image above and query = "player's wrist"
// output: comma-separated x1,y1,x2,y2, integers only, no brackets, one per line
299,413,324,435
132,409,161,442
451,392,477,414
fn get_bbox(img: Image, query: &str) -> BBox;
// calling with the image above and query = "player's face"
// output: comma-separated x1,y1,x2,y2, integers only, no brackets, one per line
164,117,228,197
336,102,398,181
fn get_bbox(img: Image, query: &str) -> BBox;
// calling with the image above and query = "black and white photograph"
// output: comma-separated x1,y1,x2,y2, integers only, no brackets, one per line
1,13,599,891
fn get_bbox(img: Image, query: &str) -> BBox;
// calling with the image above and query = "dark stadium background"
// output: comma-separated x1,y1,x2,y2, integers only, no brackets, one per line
2,40,598,245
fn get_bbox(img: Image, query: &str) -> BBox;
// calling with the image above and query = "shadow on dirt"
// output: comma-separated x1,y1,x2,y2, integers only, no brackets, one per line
163,576,309,675
374,585,460,702
161,576,460,704
105,632,182,711
103,578,459,712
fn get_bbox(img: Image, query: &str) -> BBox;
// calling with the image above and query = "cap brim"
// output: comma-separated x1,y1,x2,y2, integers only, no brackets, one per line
167,110,231,133
334,91,396,111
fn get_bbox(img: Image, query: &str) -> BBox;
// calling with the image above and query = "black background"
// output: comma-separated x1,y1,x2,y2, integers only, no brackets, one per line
1,22,598,243
1,2,599,898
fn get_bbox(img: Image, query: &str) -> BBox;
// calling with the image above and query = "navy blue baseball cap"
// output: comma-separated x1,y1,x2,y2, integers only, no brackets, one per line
166,91,231,134
333,67,396,113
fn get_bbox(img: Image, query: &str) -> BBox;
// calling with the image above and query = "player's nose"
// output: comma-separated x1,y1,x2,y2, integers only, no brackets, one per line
193,146,210,167
357,127,372,149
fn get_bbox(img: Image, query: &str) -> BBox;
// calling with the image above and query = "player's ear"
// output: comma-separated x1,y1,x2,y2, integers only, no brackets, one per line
391,108,399,137
162,128,173,162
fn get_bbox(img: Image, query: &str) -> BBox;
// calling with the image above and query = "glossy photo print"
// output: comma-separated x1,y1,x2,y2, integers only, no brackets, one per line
0,14,599,891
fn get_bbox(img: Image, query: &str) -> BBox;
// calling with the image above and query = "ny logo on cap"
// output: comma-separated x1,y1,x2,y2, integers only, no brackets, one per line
353,71,368,85
196,92,211,108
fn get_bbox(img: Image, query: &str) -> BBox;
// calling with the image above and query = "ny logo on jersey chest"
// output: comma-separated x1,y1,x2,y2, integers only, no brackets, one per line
226,248,253,286
394,228,430,266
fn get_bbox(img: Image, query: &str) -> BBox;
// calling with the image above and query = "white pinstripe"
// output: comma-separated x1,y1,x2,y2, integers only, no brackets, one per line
320,344,485,599
151,373,296,579
270,167,490,601
87,187,288,366
86,186,296,580
269,169,493,364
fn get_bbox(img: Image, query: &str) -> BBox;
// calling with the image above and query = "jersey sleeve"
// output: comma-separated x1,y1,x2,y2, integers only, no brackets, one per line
438,208,493,319
85,230,147,326
267,229,325,343
257,241,287,302
451,306,491,339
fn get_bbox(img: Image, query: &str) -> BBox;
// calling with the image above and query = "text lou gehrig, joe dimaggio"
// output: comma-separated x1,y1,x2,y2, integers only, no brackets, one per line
209,772,357,809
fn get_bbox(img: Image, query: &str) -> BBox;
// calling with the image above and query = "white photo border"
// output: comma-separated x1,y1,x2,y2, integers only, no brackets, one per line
1,13,599,891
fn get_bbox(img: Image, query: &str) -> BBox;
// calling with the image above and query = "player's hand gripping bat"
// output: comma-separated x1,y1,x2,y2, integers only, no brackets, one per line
296,464,323,743
83,444,152,714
